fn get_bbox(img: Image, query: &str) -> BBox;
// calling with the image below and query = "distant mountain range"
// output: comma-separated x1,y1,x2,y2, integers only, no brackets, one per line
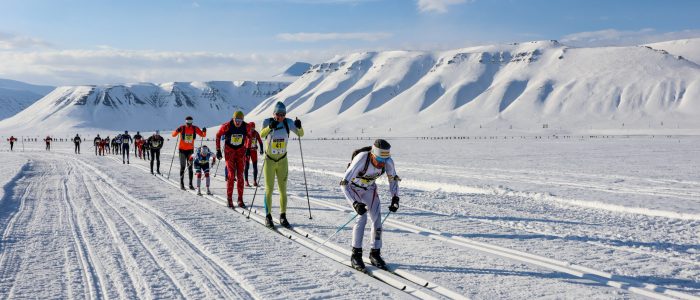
0,81,289,134
249,39,700,135
0,79,54,121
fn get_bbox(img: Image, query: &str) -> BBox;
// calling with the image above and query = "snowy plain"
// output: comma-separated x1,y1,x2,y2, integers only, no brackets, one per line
0,134,697,299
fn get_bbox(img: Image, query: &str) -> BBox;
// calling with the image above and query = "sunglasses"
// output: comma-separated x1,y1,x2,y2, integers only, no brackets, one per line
234,118,243,123
375,156,387,163
275,113,286,117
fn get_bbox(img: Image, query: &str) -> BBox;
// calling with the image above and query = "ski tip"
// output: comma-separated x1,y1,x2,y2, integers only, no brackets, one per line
423,282,429,287
305,234,309,238
288,235,292,239
400,286,406,291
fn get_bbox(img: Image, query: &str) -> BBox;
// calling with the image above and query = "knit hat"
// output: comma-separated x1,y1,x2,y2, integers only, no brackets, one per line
371,139,391,160
274,101,286,114
233,110,244,119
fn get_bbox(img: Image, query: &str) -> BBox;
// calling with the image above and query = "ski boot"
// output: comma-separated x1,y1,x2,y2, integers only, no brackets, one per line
351,247,365,272
206,188,213,195
237,198,246,208
369,248,387,270
189,184,195,191
245,181,251,187
197,189,202,196
265,214,274,229
280,213,291,228
127,160,130,164
180,179,186,190
227,198,234,209
253,180,259,187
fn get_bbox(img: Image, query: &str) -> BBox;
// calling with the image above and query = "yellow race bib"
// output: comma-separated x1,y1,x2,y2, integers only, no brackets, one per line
184,134,194,143
230,134,244,146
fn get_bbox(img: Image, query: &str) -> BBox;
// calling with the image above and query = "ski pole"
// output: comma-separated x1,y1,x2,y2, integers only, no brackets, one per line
381,211,391,226
246,158,265,219
297,130,312,219
315,213,357,251
167,134,180,179
213,159,221,178
248,136,273,219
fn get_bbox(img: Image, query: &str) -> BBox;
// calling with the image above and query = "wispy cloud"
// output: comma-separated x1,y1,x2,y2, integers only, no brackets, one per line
561,28,700,47
277,32,392,42
0,47,335,86
0,31,52,50
417,0,469,14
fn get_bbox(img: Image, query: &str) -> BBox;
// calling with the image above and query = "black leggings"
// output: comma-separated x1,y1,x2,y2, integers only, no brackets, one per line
150,149,161,172
179,149,194,185
244,156,258,182
122,144,130,161
74,143,80,154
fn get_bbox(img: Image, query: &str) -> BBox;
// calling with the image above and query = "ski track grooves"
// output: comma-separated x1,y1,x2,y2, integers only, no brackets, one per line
111,156,452,300
291,192,699,300
0,161,43,299
61,164,104,300
71,158,257,300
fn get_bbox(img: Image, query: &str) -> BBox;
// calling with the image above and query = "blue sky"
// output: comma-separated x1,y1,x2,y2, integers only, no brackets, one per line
1,0,699,85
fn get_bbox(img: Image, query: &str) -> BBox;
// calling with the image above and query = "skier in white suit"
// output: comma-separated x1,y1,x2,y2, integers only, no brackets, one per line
340,139,400,271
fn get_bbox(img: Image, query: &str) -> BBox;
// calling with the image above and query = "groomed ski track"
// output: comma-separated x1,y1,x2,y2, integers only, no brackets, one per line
118,145,697,299
1,141,698,299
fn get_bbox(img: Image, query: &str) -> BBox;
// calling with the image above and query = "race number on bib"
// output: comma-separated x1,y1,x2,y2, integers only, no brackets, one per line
184,134,194,144
230,134,244,146
270,138,287,155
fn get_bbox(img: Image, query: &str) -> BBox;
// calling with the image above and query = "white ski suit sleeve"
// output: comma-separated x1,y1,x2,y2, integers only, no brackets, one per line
384,158,399,198
341,152,366,206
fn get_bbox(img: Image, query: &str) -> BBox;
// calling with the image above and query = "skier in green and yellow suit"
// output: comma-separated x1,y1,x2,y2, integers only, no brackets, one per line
260,101,304,229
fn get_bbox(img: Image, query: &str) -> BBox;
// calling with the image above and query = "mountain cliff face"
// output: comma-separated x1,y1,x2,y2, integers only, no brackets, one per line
248,40,700,135
0,81,289,134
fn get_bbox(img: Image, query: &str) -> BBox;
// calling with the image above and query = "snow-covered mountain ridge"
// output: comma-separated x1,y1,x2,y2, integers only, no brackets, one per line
0,78,55,121
0,81,289,134
249,39,700,136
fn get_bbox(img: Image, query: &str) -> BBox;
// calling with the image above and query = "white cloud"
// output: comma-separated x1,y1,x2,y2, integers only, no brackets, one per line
0,31,51,50
0,48,336,86
417,0,468,14
277,32,392,42
561,28,700,47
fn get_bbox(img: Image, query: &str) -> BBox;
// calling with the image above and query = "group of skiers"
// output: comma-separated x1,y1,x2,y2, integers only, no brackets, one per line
4,101,401,271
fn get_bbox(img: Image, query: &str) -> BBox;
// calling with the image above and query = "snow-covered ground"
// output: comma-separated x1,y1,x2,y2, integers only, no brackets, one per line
0,136,698,299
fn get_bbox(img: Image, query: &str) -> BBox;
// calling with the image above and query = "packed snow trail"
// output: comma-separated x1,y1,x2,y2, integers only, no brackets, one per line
0,151,410,299
2,136,699,299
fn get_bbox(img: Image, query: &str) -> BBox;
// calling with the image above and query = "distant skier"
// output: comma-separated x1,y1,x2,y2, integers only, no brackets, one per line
7,136,17,151
99,137,107,156
134,131,143,158
73,134,82,154
44,136,52,151
341,139,400,271
190,145,216,196
244,122,264,187
147,130,164,174
260,102,304,228
143,137,150,160
113,135,121,155
172,116,206,190
121,131,133,164
93,134,101,155
216,110,248,208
